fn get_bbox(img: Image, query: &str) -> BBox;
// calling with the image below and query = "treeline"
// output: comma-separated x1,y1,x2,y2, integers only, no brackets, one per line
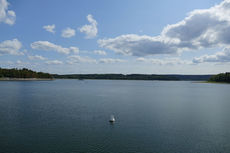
208,72,230,83
0,67,214,81
53,74,212,81
0,68,52,78
53,74,179,80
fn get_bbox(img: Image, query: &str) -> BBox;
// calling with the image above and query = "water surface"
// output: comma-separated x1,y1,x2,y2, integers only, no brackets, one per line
0,80,230,153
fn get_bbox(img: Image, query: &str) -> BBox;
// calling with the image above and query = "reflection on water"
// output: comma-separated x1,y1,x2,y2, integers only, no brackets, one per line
0,80,230,153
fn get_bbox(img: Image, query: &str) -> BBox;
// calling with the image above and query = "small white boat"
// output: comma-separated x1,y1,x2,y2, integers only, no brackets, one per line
109,115,115,123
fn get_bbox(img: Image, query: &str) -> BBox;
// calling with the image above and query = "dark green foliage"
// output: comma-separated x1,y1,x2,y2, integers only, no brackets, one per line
53,74,212,81
0,68,52,78
209,72,230,83
0,67,213,81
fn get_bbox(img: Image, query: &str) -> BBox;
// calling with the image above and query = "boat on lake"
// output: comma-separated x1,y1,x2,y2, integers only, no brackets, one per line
109,115,115,123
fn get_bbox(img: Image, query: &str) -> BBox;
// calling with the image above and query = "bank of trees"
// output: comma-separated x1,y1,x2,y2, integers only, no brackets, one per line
209,72,230,83
53,74,180,80
0,68,52,78
53,74,212,81
1,67,218,81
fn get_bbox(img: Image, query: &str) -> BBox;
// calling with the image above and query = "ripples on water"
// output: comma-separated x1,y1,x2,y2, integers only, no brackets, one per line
0,80,230,153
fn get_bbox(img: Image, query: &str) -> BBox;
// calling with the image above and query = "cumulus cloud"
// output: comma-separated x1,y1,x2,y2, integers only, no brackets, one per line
69,47,79,54
28,55,46,60
193,47,230,63
45,60,63,65
43,24,55,33
137,57,191,65
0,0,16,25
79,14,98,39
0,39,22,55
99,58,125,63
94,50,107,55
98,34,178,56
16,60,22,64
67,55,96,64
61,27,75,38
31,41,79,54
98,0,230,56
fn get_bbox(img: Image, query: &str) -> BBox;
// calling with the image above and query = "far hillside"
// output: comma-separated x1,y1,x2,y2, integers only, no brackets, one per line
208,72,230,83
0,68,53,79
0,67,215,81
53,74,212,81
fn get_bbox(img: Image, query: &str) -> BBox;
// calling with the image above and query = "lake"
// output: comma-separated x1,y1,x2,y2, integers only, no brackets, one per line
0,80,230,153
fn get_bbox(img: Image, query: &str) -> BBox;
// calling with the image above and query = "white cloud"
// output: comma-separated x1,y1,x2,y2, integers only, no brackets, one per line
137,57,191,65
28,55,46,60
193,47,230,63
94,50,107,55
79,14,98,39
98,34,178,56
99,58,125,63
67,56,125,65
43,24,55,33
67,55,96,64
16,60,22,64
0,39,22,55
69,47,79,54
98,0,230,56
61,27,75,38
31,41,79,54
45,60,63,65
0,0,16,25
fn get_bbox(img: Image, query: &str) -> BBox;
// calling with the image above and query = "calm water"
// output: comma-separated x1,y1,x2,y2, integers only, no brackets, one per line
0,80,230,153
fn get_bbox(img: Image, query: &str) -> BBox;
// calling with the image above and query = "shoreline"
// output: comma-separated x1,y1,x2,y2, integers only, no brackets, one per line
1,78,229,83
0,78,54,81
206,81,230,84
195,81,230,84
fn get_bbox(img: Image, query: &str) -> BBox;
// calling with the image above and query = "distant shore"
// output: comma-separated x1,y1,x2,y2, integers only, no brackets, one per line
206,81,230,84
195,81,230,84
0,78,54,81
53,74,212,81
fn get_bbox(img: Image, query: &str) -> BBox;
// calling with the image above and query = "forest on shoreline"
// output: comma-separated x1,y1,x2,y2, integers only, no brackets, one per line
0,68,52,79
1,68,229,82
53,74,212,81
208,72,230,83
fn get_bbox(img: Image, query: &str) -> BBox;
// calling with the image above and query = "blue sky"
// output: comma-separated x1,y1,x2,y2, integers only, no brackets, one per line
0,0,229,74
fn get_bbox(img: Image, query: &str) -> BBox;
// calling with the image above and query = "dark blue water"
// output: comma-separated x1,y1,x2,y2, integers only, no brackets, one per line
0,80,230,153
